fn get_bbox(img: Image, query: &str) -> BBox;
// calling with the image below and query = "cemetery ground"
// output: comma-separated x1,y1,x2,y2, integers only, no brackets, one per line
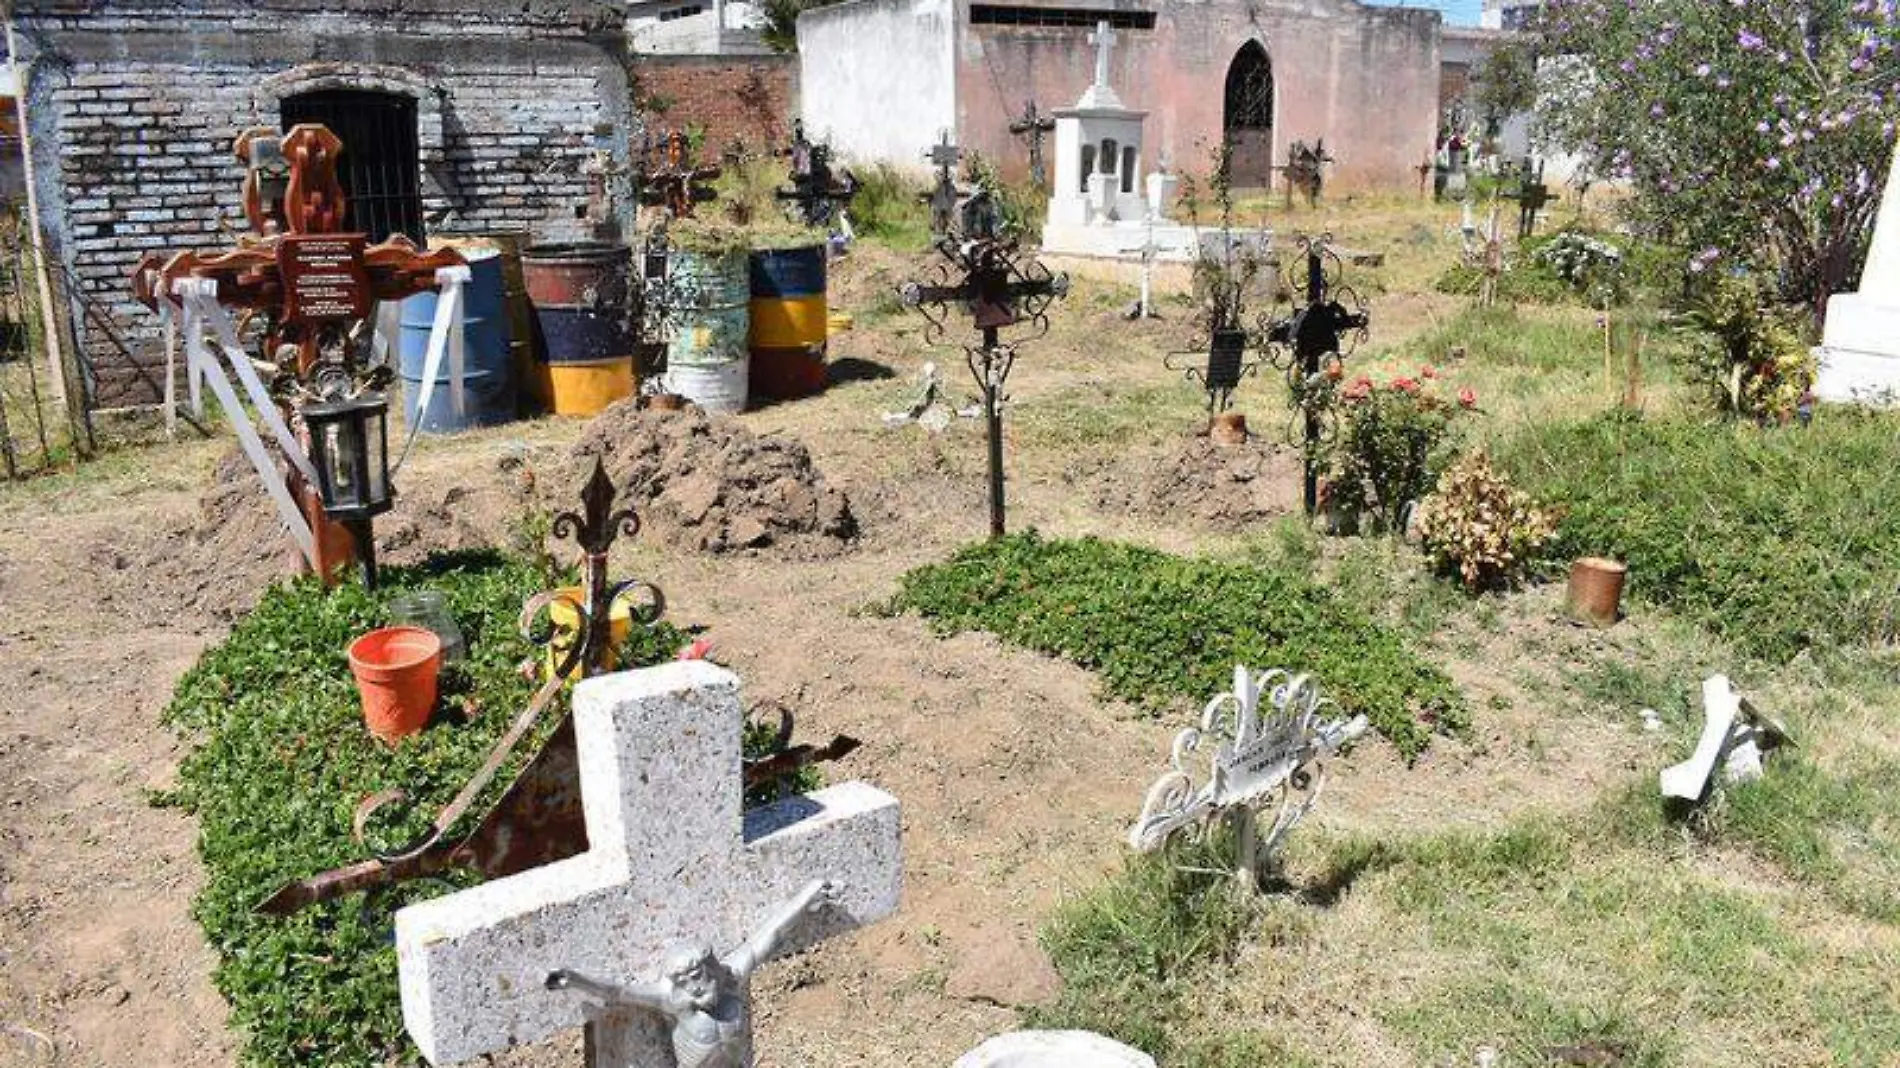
2,196,1898,1067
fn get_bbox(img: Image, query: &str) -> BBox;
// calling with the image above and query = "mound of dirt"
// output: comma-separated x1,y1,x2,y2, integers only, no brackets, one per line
1095,433,1303,530
569,402,857,556
136,448,521,622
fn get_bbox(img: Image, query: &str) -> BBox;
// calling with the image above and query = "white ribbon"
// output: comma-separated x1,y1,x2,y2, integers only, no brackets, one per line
397,264,471,469
170,277,318,569
160,297,177,439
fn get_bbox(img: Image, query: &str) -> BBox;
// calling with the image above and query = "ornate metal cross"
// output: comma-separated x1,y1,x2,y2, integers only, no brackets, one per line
1008,100,1056,189
1262,235,1370,516
924,131,964,239
775,119,858,228
900,237,1069,538
1502,157,1557,239
639,130,723,220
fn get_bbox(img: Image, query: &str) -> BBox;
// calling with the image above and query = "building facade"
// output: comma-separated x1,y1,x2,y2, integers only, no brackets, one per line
798,0,1445,191
11,0,634,409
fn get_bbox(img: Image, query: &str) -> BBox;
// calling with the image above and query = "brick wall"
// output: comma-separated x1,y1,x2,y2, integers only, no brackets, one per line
14,0,634,408
636,55,798,154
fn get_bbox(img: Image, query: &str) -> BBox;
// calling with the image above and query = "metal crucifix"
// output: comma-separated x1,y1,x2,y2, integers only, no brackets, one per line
923,131,964,239
900,236,1068,538
776,119,858,229
1262,235,1370,516
1501,157,1557,239
639,130,722,220
1008,100,1056,189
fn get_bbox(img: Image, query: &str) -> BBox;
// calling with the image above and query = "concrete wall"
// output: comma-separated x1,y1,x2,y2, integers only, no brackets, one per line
953,0,1442,191
12,0,633,409
797,0,957,175
638,55,797,151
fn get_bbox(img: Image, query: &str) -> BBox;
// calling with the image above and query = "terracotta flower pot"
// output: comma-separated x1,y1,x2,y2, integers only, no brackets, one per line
1209,411,1249,446
1566,557,1628,627
347,626,443,744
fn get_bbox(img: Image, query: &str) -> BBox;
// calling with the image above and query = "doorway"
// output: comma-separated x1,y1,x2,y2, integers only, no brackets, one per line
1223,42,1275,188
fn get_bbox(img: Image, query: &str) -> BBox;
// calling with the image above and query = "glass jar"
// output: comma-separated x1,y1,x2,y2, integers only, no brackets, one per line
387,589,467,665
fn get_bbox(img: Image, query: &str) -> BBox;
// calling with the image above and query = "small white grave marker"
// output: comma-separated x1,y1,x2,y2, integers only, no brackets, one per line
1129,666,1366,887
1659,674,1792,802
395,660,902,1067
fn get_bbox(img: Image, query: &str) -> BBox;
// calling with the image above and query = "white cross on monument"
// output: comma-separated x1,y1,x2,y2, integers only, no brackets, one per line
1089,21,1117,89
395,660,903,1067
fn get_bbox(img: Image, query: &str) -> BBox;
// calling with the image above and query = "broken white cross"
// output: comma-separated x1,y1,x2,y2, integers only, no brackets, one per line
395,660,902,1067
1659,674,1793,802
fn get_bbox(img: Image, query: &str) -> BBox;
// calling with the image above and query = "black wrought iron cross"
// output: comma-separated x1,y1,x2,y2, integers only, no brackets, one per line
901,237,1069,538
638,130,722,219
1008,100,1056,189
1502,157,1557,239
1262,235,1370,516
776,119,858,228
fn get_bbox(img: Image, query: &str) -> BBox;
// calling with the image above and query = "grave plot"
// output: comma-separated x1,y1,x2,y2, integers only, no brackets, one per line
7,69,1900,1068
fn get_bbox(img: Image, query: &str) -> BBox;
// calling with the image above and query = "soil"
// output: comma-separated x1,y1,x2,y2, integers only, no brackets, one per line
1087,431,1304,531
0,224,1663,1068
570,402,856,558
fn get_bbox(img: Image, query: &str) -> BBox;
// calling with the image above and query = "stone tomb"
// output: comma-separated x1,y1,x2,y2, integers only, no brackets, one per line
1816,138,1900,403
395,660,902,1067
1039,22,1267,268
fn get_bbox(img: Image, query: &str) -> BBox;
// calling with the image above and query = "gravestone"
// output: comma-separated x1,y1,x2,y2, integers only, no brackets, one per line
395,660,902,1067
1815,138,1900,403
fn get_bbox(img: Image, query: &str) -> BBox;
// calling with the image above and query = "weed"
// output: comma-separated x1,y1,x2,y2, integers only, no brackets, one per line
886,532,1465,758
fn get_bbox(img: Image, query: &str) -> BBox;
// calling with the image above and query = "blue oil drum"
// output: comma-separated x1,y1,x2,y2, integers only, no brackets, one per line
398,247,517,433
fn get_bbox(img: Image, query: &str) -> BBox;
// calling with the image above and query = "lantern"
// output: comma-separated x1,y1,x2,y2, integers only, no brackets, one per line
303,393,393,522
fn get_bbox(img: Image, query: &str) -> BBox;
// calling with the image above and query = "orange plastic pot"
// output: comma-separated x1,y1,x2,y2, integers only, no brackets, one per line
1566,557,1628,627
347,626,443,744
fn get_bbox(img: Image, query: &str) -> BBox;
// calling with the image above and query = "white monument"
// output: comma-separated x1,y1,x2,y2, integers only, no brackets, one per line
395,660,902,1067
1040,21,1257,264
1815,138,1900,403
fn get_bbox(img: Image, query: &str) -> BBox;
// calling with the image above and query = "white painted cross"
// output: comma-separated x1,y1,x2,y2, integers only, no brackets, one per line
1089,20,1118,91
395,660,902,1067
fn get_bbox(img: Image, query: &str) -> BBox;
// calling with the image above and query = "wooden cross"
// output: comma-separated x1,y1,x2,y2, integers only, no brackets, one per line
395,661,902,1068
1009,100,1056,189
128,122,463,585
1502,157,1556,239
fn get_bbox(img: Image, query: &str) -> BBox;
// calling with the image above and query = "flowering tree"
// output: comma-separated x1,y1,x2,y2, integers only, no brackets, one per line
1517,0,1899,322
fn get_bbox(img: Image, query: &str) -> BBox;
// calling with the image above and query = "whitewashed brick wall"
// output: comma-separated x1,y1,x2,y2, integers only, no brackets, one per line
13,0,634,408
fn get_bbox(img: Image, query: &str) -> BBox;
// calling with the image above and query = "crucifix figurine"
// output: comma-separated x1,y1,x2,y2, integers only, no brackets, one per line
1008,100,1056,189
546,879,836,1068
396,661,902,1068
900,237,1068,538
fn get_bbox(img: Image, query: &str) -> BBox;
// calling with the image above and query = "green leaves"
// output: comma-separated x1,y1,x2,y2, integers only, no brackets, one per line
889,533,1464,759
161,551,688,1066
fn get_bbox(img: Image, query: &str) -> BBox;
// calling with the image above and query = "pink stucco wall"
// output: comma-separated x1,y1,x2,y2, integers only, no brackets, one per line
953,0,1442,192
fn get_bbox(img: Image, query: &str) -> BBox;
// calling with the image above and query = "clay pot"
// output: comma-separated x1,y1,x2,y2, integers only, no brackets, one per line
1566,557,1628,627
647,392,687,412
347,626,443,744
1209,412,1249,447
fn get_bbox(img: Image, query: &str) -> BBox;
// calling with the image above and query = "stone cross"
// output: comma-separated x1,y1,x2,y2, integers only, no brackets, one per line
1089,21,1118,90
925,131,965,238
395,661,903,1067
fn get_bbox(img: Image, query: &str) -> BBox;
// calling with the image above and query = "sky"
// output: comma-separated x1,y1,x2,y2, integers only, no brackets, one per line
1360,0,1485,27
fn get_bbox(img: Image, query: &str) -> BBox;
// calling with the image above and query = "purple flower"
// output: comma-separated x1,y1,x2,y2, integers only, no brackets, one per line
1739,28,1766,49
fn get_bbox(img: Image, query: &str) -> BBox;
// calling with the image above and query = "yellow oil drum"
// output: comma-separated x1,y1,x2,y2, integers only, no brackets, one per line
546,357,636,417
747,245,828,401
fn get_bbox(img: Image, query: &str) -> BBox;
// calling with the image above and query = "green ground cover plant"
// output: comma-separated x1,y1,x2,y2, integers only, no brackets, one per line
885,532,1465,758
1499,409,1900,662
157,552,688,1066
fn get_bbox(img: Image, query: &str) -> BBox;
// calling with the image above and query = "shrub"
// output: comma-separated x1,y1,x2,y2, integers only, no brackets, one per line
1416,450,1557,590
847,162,930,247
1322,367,1478,535
1674,273,1816,422
886,532,1465,758
1534,229,1628,304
